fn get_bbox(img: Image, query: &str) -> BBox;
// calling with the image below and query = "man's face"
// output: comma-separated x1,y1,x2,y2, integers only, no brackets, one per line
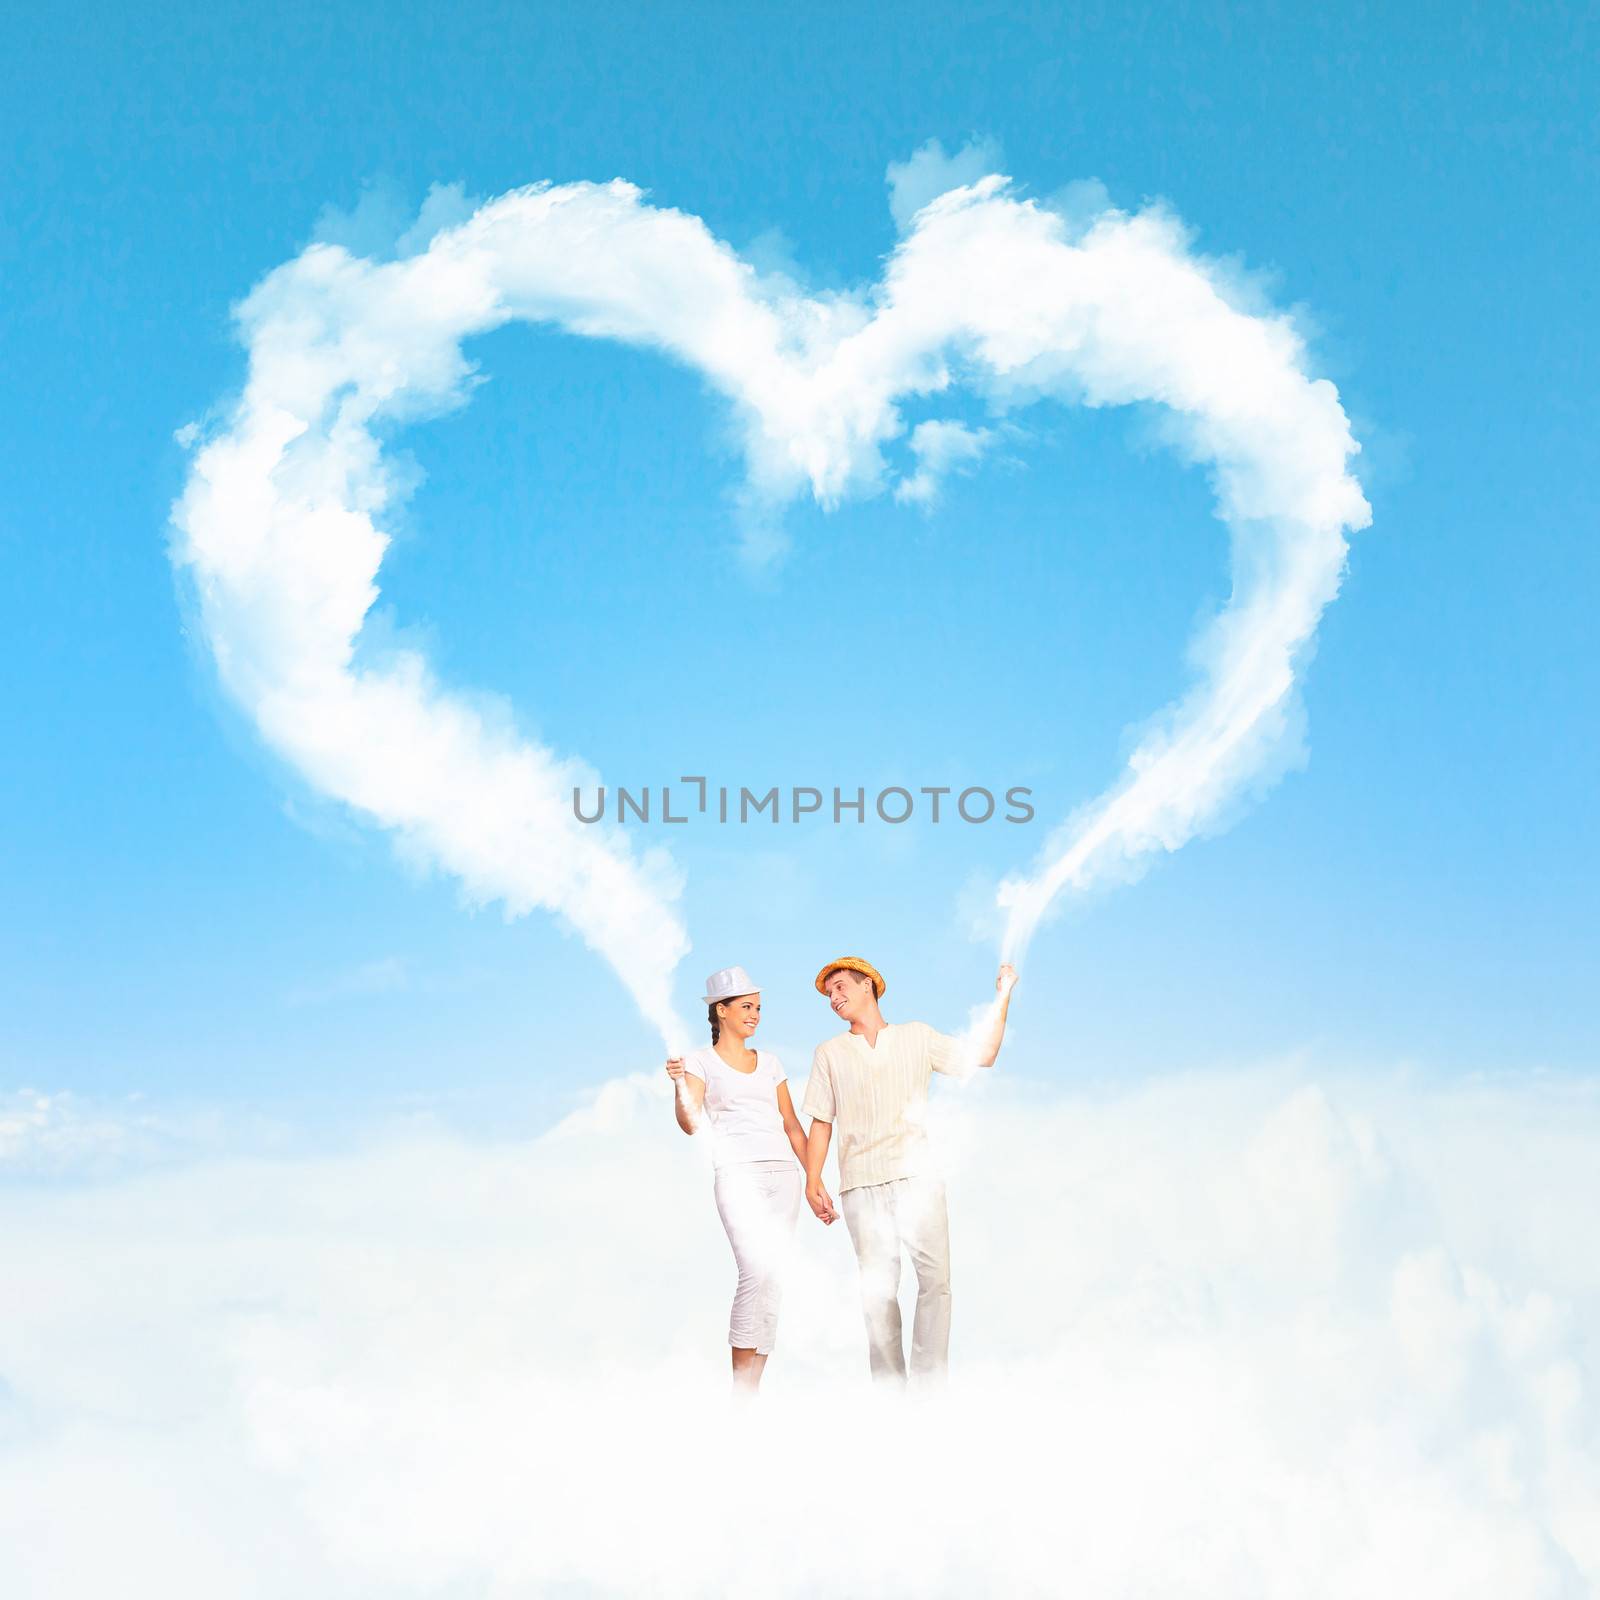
824,969,874,1022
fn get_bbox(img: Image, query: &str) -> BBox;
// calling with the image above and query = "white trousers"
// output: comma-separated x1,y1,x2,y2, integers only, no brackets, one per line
840,1174,952,1387
713,1160,802,1355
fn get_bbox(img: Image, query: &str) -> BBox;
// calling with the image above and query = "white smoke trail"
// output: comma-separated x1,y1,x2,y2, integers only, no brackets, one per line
168,189,723,1049
958,203,1371,958
172,166,1367,1027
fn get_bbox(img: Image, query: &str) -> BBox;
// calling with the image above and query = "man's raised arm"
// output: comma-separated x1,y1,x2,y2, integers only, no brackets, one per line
973,963,1019,1068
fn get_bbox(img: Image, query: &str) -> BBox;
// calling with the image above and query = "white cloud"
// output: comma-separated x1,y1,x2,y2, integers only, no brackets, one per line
1,1089,127,1168
309,178,479,262
392,181,477,258
1,1064,1596,1595
172,163,1368,1047
307,175,414,259
886,136,1006,233
893,418,994,506
0,1088,185,1174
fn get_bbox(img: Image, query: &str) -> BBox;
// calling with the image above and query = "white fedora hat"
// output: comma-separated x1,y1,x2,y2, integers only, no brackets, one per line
702,965,761,1004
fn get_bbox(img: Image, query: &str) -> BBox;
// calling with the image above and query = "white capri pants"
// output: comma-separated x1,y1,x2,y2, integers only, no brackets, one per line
713,1159,803,1355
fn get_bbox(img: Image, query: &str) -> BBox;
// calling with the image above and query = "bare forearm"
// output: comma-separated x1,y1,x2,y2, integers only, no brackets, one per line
672,1083,705,1135
784,1118,808,1167
805,1121,832,1184
977,991,1013,1067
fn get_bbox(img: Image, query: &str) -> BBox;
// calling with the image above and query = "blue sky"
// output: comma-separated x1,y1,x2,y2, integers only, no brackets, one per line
2,0,1595,1128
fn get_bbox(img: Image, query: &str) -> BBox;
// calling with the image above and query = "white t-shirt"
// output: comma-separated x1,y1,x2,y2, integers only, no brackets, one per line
683,1046,793,1168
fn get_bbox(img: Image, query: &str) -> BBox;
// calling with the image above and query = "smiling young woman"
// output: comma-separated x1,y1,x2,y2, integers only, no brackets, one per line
664,966,811,1397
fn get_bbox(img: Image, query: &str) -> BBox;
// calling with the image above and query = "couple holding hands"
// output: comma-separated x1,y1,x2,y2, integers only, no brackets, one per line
666,955,1018,1395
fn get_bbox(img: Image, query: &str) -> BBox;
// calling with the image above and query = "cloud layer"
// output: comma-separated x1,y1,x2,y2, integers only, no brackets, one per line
2,1063,1596,1596
172,161,1368,1037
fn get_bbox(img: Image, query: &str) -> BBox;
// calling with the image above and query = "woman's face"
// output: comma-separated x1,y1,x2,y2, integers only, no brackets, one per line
718,993,761,1039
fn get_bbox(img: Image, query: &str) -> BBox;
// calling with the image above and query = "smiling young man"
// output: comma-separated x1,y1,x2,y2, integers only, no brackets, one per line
802,956,1018,1388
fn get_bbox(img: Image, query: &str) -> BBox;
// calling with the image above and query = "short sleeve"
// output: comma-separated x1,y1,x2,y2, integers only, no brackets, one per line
765,1052,787,1084
682,1050,708,1083
800,1045,836,1121
923,1022,961,1076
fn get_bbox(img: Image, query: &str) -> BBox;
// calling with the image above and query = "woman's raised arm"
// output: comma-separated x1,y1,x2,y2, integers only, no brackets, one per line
665,1057,705,1135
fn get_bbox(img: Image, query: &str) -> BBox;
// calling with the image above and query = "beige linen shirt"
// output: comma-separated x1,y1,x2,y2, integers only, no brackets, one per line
801,1021,959,1192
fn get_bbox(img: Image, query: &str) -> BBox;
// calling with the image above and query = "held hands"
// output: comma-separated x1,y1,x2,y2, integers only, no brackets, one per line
806,1180,837,1226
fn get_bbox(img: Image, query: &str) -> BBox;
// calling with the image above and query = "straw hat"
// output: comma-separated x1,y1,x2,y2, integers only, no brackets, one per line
814,957,886,998
702,965,761,1004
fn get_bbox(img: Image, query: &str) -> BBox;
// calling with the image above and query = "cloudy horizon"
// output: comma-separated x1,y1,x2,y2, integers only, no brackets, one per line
4,1057,1598,1595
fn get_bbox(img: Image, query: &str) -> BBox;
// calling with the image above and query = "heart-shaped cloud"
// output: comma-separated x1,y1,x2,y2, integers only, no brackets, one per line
171,166,1369,1048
